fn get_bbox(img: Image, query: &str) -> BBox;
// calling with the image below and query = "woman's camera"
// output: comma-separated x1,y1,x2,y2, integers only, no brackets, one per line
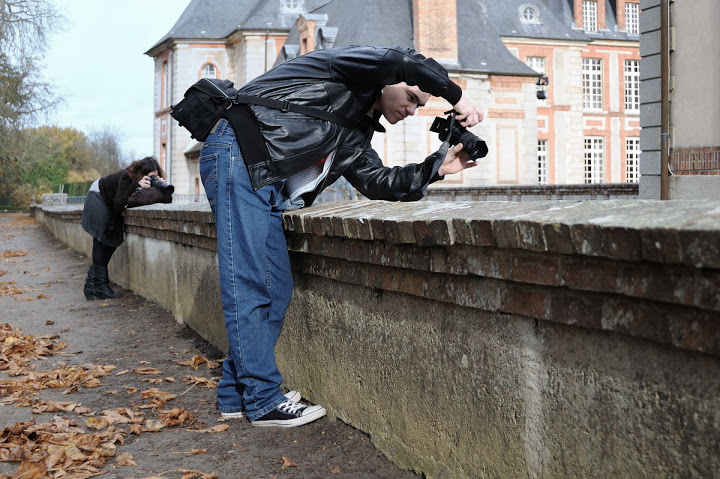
149,175,174,194
430,112,488,160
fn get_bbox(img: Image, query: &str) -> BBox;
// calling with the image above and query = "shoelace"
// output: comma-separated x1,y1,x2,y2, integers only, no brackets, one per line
277,400,305,415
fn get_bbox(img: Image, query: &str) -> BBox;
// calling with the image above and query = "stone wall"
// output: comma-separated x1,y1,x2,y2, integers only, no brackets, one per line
34,199,720,479
425,183,638,201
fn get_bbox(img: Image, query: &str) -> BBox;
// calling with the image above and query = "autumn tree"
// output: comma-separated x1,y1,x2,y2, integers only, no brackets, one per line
0,0,61,139
0,0,63,206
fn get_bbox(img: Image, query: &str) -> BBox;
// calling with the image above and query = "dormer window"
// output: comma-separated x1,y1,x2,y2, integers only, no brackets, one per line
583,0,598,32
625,2,639,34
201,63,217,79
519,4,540,24
281,0,303,13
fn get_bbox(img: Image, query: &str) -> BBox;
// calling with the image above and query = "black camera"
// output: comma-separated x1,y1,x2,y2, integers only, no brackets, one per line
149,175,174,195
429,112,488,160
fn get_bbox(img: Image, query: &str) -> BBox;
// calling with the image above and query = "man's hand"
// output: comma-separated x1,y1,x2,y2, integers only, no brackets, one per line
452,93,484,127
438,144,477,177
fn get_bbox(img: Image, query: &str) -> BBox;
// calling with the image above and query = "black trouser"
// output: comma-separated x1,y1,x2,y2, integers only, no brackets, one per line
92,238,116,268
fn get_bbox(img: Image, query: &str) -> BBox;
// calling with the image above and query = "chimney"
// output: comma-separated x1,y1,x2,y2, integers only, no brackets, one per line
412,0,458,63
298,14,329,55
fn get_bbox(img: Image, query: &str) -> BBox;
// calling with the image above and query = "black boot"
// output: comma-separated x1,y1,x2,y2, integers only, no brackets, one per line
83,265,97,300
93,265,120,299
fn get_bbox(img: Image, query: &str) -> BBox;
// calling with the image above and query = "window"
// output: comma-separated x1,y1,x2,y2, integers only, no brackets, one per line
625,2,639,35
583,0,598,32
538,140,548,184
626,138,640,183
519,5,540,23
527,57,548,103
584,137,605,184
583,58,603,110
162,61,169,108
281,0,303,13
624,60,640,111
526,56,546,75
201,63,216,79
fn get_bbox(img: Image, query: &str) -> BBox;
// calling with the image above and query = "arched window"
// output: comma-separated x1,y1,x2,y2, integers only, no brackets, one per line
281,0,303,13
201,63,217,79
519,4,540,24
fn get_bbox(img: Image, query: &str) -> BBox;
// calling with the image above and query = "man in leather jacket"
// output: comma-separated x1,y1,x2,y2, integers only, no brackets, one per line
199,45,483,428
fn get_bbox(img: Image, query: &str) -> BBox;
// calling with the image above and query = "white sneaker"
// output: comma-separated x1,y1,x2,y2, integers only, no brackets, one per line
219,390,301,420
250,399,327,428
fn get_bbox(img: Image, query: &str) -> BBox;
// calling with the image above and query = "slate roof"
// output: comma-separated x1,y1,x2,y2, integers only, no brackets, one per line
277,0,539,76
149,0,636,72
487,0,587,41
145,0,329,54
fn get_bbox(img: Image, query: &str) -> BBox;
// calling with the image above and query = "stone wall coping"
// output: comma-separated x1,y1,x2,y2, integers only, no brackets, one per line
283,200,720,268
41,199,720,268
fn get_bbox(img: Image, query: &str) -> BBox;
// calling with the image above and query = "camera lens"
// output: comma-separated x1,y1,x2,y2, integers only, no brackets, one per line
456,129,488,160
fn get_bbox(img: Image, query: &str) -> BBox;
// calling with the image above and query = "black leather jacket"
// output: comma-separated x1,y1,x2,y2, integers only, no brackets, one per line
237,46,463,206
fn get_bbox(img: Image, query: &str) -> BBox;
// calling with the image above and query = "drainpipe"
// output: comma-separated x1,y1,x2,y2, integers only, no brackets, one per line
660,0,670,200
166,43,174,185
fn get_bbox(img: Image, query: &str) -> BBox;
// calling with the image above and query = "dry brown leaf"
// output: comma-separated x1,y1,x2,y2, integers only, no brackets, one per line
330,465,342,473
85,417,109,430
0,281,24,296
132,367,162,375
182,375,218,388
142,419,165,432
175,354,207,370
116,452,137,466
1,250,28,258
12,459,48,478
125,386,138,394
158,407,197,428
281,456,298,469
172,449,209,455
188,424,229,434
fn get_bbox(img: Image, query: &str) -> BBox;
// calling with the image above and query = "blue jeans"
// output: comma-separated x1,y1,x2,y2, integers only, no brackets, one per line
199,119,293,420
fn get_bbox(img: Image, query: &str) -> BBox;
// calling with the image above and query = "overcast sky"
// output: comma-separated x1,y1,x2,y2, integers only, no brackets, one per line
43,0,191,159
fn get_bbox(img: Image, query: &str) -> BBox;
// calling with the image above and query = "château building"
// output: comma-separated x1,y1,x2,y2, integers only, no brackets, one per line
145,0,639,197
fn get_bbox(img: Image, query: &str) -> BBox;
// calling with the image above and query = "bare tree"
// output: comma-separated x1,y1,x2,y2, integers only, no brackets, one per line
88,126,129,175
0,0,62,136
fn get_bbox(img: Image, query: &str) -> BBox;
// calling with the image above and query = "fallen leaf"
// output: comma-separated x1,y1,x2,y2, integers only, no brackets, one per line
189,424,229,434
1,250,28,258
176,354,207,370
172,449,209,455
142,419,165,432
86,417,109,430
330,465,342,473
132,367,162,375
116,452,137,466
282,456,298,469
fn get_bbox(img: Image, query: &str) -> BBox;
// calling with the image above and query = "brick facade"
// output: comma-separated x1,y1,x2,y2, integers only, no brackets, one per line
669,146,720,175
412,0,458,61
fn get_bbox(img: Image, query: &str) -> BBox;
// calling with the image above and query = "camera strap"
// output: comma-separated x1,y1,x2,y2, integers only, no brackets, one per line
437,113,457,159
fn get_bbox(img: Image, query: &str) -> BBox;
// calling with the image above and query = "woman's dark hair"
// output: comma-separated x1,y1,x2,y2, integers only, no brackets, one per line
126,156,165,181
